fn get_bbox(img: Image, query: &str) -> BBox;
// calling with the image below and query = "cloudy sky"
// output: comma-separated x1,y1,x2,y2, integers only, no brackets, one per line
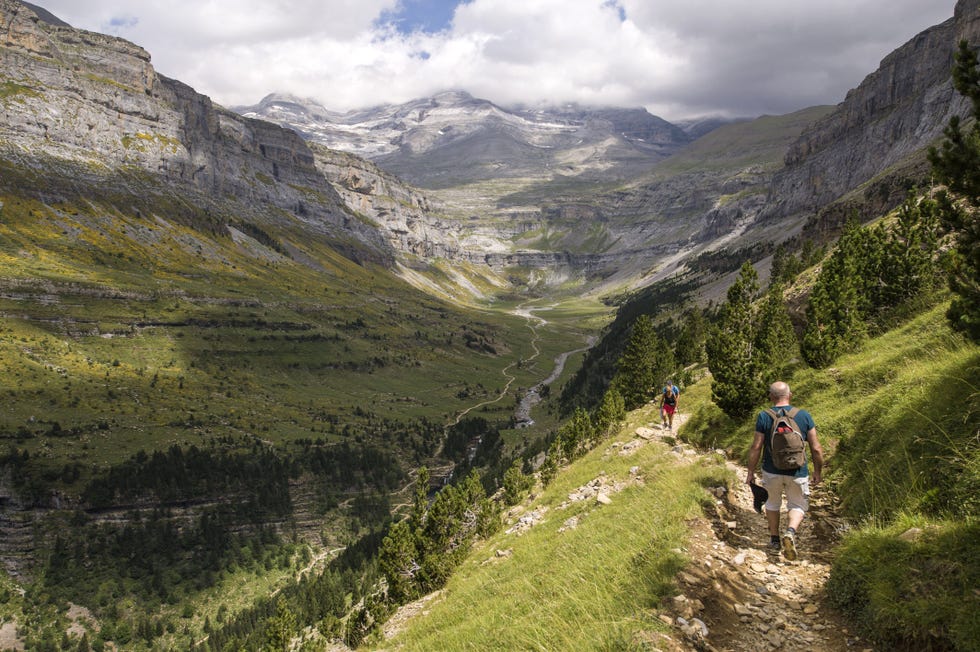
32,0,955,121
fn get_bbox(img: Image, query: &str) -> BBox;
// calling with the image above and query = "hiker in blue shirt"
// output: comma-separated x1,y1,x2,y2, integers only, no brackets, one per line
745,381,824,561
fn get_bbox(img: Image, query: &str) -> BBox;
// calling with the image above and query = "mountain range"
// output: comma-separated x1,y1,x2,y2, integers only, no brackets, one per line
235,1,978,300
2,0,975,304
1,0,978,648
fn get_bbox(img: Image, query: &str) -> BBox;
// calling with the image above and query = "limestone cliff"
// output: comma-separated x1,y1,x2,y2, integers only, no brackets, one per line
0,0,390,264
761,0,980,232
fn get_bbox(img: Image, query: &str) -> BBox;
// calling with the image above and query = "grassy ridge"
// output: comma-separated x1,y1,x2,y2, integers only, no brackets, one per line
378,299,978,651
375,401,730,650
680,300,980,650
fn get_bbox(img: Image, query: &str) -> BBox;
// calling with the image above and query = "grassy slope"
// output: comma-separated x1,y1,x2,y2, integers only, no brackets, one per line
647,105,835,177
0,192,609,478
682,300,980,650
0,186,612,647
376,300,979,651
374,400,729,651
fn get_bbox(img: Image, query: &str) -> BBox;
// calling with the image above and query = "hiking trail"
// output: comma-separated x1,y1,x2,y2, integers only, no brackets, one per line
638,413,874,652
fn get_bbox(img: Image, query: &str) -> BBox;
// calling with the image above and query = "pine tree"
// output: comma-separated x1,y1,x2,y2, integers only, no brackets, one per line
263,597,296,652
410,467,429,532
674,309,708,367
593,387,626,435
378,520,420,602
502,459,532,506
558,407,595,459
770,243,803,287
800,219,871,367
611,315,660,410
706,261,761,419
875,191,942,310
539,441,561,487
753,284,798,385
928,40,980,342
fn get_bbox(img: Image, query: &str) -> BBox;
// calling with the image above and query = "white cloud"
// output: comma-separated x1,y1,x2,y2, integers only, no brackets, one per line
33,0,956,119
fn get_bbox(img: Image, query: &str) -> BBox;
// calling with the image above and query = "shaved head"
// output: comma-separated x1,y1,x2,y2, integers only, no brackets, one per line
769,381,791,398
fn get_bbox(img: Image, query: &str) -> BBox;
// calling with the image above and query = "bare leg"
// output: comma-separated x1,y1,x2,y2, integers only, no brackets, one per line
787,509,804,531
766,507,780,537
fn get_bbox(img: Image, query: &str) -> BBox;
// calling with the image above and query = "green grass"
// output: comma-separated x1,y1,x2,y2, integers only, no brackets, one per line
0,185,617,648
827,514,980,651
0,192,608,476
678,300,980,651
373,400,732,651
681,301,979,522
649,105,836,177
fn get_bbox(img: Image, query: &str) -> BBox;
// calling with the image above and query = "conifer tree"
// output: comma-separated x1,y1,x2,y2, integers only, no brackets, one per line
559,407,595,459
706,261,761,419
928,40,980,342
593,387,626,435
674,309,708,367
264,597,296,652
539,441,561,487
801,219,871,367
875,191,942,310
611,315,660,410
753,284,798,385
378,520,420,602
502,458,533,506
410,467,429,532
770,243,803,287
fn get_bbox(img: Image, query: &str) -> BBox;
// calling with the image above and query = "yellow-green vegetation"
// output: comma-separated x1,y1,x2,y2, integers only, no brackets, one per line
0,184,619,649
374,400,731,651
681,300,979,650
650,105,836,176
827,513,979,651
0,192,575,472
0,80,41,102
120,131,181,153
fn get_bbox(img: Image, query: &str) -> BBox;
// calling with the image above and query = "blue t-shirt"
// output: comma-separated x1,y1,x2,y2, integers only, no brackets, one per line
755,405,815,477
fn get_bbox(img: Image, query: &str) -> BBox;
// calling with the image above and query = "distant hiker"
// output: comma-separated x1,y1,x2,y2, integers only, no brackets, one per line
745,381,824,561
660,381,679,430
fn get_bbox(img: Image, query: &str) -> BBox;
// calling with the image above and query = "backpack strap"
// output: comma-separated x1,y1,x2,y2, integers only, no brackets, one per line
766,407,799,419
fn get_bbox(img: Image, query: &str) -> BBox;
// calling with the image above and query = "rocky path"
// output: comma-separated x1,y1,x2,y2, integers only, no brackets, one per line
647,417,874,652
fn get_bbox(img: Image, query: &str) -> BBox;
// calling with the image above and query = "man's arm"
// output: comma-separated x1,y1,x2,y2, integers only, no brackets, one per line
745,431,765,485
807,428,824,484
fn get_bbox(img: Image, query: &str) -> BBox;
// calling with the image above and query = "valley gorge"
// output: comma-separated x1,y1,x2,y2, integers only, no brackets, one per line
1,0,979,649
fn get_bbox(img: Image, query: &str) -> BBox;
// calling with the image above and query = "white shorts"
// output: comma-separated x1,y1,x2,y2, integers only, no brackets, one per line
761,471,809,514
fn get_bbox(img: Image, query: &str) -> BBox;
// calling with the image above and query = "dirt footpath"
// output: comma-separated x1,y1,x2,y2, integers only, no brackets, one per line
645,416,875,652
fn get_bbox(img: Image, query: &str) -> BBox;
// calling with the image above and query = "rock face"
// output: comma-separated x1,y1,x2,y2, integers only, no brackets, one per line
762,0,980,230
312,143,466,259
237,2,980,294
2,0,977,296
0,0,389,263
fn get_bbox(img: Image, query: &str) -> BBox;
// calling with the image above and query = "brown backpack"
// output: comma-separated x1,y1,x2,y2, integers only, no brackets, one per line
766,407,806,471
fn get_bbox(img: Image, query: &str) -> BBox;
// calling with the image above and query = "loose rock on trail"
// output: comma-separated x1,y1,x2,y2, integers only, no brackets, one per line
640,415,874,652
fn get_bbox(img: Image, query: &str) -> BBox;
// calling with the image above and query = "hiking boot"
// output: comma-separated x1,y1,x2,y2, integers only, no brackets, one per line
781,530,798,561
767,539,780,552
